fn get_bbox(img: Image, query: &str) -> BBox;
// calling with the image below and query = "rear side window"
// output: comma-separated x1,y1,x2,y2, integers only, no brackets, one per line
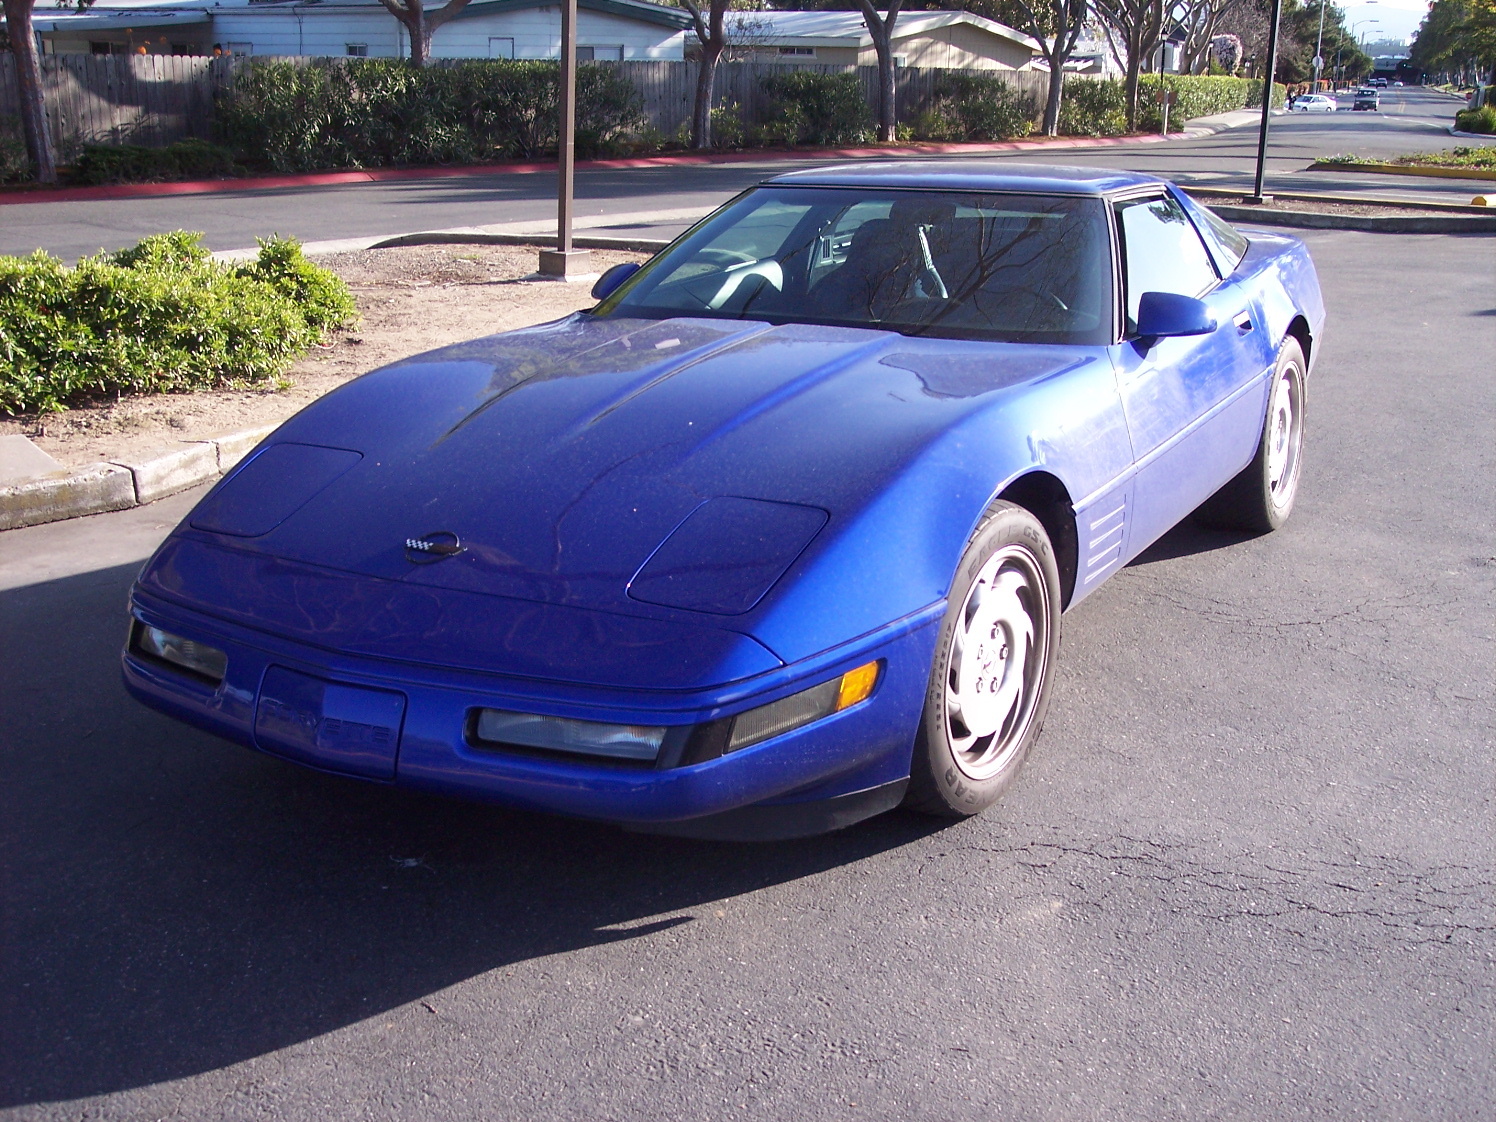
1186,195,1250,276
1114,194,1220,333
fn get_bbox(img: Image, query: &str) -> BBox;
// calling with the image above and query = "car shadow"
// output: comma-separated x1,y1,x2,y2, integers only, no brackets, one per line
1124,517,1260,567
0,561,946,1107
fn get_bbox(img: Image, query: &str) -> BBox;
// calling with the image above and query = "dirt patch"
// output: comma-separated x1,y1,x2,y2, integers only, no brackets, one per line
0,244,646,470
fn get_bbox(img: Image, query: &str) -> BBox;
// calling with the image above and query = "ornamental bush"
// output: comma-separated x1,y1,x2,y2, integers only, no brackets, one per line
0,232,356,415
1454,105,1496,133
1058,75,1286,136
216,58,644,171
70,138,239,185
758,71,873,147
917,73,1036,141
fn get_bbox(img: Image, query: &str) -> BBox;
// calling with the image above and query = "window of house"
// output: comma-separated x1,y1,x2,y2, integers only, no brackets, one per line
345,43,368,56
171,43,193,54
488,37,515,58
578,44,623,61
778,46,815,57
89,41,113,55
225,42,253,55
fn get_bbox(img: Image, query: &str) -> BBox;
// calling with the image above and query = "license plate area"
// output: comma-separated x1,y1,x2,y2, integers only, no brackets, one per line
255,667,405,780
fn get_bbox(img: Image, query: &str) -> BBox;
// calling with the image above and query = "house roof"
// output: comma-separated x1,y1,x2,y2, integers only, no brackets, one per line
28,0,691,33
730,10,1038,52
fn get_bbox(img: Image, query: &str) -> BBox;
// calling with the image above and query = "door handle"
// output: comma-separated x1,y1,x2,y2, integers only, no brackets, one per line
1233,311,1254,333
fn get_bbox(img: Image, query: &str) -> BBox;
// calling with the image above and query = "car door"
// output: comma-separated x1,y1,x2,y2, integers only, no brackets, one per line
1109,190,1272,555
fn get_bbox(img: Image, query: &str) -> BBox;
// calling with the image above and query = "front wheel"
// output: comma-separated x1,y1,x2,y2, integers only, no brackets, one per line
1196,337,1306,533
905,503,1062,818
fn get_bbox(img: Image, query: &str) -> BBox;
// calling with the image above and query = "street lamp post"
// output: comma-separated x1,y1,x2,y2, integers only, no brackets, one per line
1248,0,1283,202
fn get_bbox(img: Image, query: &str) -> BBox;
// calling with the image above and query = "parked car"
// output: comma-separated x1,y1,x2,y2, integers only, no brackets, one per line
1392,80,1404,87
1291,93,1338,113
1354,87,1380,110
123,164,1325,840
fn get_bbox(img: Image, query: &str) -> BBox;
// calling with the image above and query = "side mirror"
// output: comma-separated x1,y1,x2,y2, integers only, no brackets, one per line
1135,291,1218,340
591,261,641,302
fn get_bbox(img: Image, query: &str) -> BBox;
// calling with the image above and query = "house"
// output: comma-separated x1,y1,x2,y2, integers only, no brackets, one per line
27,0,691,60
726,10,1040,72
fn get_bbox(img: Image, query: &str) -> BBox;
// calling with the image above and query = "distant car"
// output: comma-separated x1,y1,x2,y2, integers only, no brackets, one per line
1392,80,1403,87
123,164,1325,839
1353,88,1380,110
1290,94,1338,113
1370,77,1388,88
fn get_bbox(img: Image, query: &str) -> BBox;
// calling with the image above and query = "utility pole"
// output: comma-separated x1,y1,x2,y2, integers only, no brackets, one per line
1248,0,1282,203
538,0,593,280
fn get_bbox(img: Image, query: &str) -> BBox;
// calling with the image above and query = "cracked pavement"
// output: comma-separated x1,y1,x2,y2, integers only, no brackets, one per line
1,229,1492,1119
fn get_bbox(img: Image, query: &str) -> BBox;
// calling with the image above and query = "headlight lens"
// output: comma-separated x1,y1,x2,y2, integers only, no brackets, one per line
473,709,667,762
726,660,881,753
132,623,227,684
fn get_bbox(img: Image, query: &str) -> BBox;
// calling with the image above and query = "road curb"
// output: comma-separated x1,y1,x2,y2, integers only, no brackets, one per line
1448,126,1496,139
0,423,276,533
370,231,674,254
0,119,1251,209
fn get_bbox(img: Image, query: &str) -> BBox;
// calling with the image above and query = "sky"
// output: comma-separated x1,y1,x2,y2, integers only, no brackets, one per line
1334,0,1429,46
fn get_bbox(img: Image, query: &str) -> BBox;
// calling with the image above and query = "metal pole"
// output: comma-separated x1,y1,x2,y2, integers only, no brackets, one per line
1249,0,1282,203
558,0,576,256
537,0,591,278
1313,0,1327,89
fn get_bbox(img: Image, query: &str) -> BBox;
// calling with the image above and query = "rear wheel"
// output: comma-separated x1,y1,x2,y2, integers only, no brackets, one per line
905,503,1061,818
1197,337,1306,533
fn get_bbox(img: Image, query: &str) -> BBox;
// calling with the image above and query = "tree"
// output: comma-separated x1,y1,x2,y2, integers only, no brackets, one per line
1094,0,1165,129
960,0,1090,135
682,0,729,147
2,0,79,183
1176,0,1243,73
1411,0,1496,84
376,0,478,67
858,0,905,141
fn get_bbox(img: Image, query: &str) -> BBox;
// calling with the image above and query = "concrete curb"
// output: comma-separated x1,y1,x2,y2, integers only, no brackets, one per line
1183,185,1494,213
370,231,674,254
0,423,276,532
1449,126,1496,139
1306,160,1496,182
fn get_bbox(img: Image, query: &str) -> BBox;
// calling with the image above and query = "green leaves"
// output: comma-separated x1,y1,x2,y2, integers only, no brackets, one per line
919,73,1036,141
758,71,873,147
0,233,357,416
216,59,645,172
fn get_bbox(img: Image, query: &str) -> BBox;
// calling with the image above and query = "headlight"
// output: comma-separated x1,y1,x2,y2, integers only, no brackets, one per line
726,660,881,752
473,709,667,762
131,622,228,684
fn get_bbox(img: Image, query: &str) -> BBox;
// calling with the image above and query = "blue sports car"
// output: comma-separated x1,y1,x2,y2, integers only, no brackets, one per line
124,163,1325,839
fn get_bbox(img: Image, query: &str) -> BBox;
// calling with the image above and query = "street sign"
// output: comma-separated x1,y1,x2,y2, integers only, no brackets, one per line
1154,89,1177,105
1313,54,1323,69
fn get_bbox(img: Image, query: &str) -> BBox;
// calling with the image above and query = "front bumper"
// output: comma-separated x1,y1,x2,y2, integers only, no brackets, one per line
122,586,940,835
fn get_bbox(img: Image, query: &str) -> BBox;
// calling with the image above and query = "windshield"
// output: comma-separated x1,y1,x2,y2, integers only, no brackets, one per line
593,186,1115,346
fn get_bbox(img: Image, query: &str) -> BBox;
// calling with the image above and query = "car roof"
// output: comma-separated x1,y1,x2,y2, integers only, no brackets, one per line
765,160,1165,197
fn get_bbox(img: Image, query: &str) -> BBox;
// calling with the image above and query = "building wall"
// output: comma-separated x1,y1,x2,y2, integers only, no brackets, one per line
871,23,1034,71
200,6,684,60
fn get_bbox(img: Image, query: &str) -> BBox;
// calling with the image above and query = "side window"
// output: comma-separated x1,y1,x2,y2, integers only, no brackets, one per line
810,200,892,285
1188,198,1250,277
1114,194,1220,333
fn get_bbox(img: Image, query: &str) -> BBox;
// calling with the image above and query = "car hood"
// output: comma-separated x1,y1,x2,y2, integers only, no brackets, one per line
179,314,1094,623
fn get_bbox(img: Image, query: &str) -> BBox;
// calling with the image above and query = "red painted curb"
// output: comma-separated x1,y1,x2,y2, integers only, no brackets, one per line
0,130,1192,207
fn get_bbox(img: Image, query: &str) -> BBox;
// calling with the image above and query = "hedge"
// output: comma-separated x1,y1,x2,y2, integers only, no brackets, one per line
217,58,644,171
70,138,239,185
916,72,1036,141
758,71,873,147
0,232,356,415
1058,75,1287,137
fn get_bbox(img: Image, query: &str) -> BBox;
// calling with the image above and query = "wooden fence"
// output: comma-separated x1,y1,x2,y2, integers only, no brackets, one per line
0,54,1051,161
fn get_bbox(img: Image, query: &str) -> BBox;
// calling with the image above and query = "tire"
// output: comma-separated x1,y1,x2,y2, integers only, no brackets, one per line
905,502,1062,818
1196,337,1306,533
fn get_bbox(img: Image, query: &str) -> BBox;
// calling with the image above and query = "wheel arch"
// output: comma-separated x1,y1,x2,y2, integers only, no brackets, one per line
998,471,1079,610
1285,314,1313,370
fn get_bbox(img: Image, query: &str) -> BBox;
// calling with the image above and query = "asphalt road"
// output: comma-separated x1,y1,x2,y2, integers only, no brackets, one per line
4,87,1491,261
1,226,1493,1118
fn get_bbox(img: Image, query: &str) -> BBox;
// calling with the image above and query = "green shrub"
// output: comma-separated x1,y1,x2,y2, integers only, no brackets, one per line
710,102,747,149
0,232,356,415
758,71,873,147
217,58,644,171
70,138,239,185
1454,105,1496,134
0,128,30,184
1057,78,1128,136
918,73,1036,141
